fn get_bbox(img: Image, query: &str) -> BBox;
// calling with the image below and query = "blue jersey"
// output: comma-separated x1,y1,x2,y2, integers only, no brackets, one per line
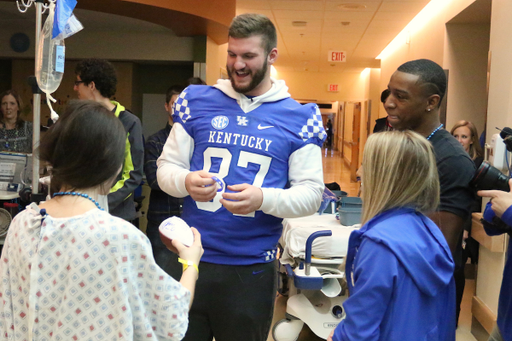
172,85,325,265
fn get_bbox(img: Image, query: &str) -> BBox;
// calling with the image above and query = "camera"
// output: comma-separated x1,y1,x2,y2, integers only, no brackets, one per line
470,160,510,192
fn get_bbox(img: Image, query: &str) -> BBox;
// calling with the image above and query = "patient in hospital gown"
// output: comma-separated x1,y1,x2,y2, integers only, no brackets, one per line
329,131,455,341
0,100,202,340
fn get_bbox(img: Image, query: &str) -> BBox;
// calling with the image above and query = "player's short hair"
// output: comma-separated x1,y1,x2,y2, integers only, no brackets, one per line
229,13,277,55
397,59,446,107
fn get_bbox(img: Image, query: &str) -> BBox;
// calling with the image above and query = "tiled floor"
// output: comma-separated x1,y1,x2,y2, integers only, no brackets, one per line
267,148,478,341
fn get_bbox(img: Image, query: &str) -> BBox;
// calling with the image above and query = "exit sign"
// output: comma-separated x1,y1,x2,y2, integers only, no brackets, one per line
328,51,346,62
328,84,339,92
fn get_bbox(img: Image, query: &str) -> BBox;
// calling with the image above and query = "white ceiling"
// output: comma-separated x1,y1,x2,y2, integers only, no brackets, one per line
236,0,431,73
1,0,431,73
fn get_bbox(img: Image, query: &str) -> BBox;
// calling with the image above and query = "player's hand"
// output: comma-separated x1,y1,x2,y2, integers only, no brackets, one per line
185,171,217,202
172,227,204,265
220,183,263,215
478,179,512,218
327,330,334,341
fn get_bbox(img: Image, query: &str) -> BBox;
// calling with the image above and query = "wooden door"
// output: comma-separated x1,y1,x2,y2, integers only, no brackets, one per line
350,102,361,182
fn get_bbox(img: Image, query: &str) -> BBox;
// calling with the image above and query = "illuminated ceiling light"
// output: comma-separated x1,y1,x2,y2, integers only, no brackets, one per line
377,0,451,61
292,21,307,27
338,4,366,10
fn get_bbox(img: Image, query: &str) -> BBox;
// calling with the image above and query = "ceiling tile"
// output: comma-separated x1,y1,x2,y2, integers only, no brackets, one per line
233,0,429,73
236,0,272,10
321,32,362,42
372,11,417,21
353,41,389,57
367,19,410,29
279,28,324,36
270,1,325,11
379,1,429,13
323,18,368,27
324,2,380,12
362,32,397,42
322,22,367,35
364,25,403,35
276,18,324,30
273,10,325,20
285,48,321,57
236,9,275,20
281,32,324,42
324,11,374,21
285,44,321,52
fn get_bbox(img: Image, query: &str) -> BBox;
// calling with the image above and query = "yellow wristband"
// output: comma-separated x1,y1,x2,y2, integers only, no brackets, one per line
178,258,199,274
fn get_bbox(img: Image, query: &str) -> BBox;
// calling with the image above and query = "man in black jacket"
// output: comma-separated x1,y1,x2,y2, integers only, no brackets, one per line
74,59,144,222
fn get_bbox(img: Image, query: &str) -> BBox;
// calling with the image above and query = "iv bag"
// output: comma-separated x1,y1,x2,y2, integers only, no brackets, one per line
36,3,65,95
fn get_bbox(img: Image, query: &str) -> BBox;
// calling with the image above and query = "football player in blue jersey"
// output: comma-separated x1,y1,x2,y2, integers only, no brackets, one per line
157,13,326,341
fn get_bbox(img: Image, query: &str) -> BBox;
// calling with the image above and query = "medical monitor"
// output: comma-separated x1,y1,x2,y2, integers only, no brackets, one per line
0,152,32,191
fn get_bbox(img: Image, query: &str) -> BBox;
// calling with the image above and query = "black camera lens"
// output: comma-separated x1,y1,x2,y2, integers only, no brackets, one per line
471,161,510,192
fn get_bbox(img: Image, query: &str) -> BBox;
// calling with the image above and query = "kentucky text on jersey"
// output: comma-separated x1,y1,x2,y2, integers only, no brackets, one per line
208,130,273,151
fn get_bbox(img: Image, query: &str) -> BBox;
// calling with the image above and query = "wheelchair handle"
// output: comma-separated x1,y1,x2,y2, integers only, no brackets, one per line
305,230,332,276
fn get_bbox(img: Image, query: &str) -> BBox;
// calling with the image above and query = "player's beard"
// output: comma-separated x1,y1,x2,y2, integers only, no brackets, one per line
227,58,268,95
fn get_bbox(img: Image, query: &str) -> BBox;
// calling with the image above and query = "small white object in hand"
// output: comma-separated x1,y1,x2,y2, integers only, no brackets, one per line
159,216,194,247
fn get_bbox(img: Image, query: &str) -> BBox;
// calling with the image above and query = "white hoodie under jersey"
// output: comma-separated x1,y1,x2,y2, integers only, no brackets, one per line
157,78,325,264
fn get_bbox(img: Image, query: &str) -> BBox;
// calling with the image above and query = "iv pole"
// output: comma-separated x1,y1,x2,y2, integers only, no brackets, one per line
16,0,55,196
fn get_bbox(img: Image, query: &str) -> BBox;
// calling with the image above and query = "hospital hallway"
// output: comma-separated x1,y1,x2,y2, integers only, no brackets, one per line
267,148,478,341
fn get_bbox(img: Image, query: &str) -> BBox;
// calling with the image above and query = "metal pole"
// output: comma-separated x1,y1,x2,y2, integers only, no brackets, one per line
32,1,42,194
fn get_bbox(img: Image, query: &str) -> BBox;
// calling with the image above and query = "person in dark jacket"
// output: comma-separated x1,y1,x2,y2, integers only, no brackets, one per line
74,59,144,222
373,89,392,133
329,131,455,341
144,84,184,277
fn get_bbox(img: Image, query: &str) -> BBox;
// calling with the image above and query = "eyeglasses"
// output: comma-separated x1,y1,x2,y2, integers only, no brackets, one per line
74,80,85,86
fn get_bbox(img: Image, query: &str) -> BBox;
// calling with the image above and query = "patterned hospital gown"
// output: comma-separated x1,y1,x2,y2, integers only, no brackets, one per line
0,204,190,340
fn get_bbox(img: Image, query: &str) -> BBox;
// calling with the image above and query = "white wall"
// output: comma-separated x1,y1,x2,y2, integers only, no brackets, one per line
379,0,476,93
276,70,369,102
206,39,228,85
444,23,490,134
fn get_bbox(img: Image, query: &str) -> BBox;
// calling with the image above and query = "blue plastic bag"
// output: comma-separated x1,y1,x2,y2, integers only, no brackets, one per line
318,187,338,215
52,0,77,39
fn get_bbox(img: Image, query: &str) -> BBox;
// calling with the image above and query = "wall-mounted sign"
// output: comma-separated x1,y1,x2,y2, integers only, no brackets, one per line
327,84,339,92
328,51,346,62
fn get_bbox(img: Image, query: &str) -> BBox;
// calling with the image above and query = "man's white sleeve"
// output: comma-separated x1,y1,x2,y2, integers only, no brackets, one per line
259,144,324,218
156,123,193,198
